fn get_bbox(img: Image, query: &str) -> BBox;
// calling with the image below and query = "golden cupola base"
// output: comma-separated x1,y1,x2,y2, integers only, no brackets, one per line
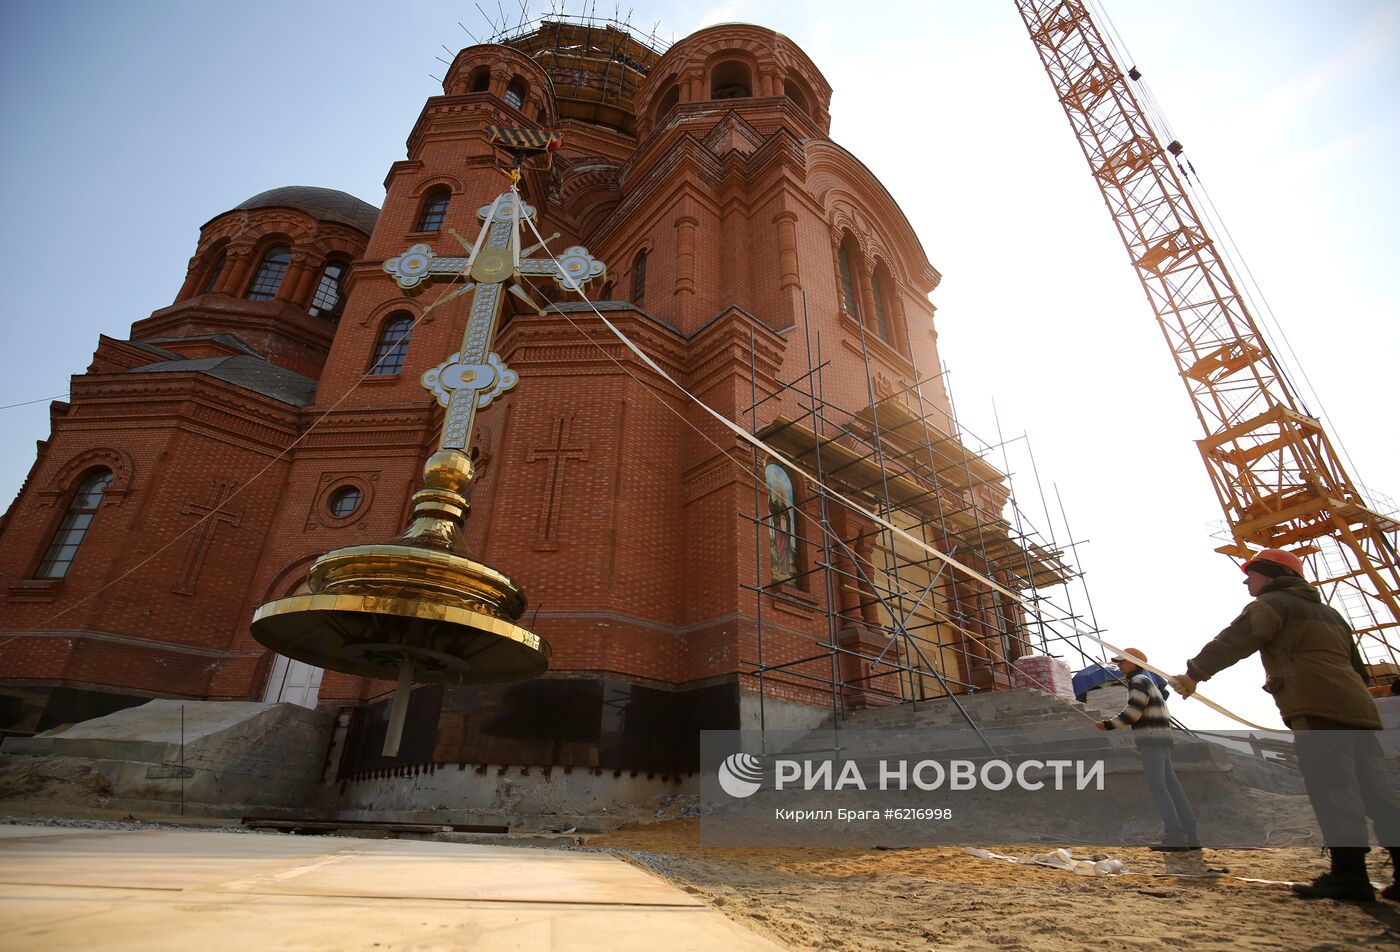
254,182,604,756
252,448,548,755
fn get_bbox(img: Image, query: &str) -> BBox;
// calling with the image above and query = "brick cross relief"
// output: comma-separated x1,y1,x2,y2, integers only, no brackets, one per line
175,481,242,596
527,417,589,550
383,192,605,452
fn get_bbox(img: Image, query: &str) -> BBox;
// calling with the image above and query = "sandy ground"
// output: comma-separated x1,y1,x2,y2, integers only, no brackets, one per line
3,750,1395,951
588,820,1400,951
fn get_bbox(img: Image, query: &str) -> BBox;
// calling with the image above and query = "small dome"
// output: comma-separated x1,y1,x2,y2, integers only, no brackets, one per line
233,186,380,235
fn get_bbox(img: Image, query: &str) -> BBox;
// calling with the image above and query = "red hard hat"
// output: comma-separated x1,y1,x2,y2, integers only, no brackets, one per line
1241,548,1304,576
1110,647,1147,666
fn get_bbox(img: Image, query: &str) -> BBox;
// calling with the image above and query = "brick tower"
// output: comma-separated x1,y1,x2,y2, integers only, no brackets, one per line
1,21,1051,804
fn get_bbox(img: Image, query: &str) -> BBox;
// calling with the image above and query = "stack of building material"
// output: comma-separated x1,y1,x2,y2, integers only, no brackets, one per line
1084,684,1130,717
1012,655,1074,701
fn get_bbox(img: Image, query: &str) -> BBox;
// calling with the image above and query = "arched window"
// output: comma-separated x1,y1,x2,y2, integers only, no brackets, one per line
469,66,491,92
370,314,413,375
654,82,680,126
246,245,291,300
631,250,648,304
505,79,526,110
201,249,226,293
416,189,450,232
711,60,752,100
35,469,113,579
308,261,346,319
837,237,861,321
783,77,811,116
870,265,894,343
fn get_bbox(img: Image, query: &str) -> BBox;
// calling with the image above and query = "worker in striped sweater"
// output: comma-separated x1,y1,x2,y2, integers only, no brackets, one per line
1096,647,1199,851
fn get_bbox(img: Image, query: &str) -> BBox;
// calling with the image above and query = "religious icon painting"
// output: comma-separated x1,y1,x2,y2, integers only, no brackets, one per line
764,462,798,582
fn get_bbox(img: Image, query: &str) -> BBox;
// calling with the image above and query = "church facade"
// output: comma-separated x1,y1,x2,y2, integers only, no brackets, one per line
0,21,1036,784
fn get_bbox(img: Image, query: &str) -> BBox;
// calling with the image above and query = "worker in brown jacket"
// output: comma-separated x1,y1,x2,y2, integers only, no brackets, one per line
1170,548,1400,903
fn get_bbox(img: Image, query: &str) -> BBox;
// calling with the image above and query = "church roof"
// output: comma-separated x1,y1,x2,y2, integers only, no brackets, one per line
127,355,317,406
145,333,264,358
123,339,182,360
232,186,380,235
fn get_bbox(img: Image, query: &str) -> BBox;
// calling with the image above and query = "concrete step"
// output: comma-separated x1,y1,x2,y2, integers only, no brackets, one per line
779,730,1136,763
850,689,1077,712
753,745,1168,781
789,734,1226,765
862,711,1080,722
837,689,1101,731
849,708,1071,726
792,688,1308,798
851,710,1095,732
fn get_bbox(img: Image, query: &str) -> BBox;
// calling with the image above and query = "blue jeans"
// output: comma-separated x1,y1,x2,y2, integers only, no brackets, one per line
1140,744,1198,845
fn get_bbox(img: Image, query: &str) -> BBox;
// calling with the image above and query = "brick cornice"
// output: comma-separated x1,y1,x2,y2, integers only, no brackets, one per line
90,335,177,373
738,128,806,185
293,404,438,452
405,94,547,160
681,451,743,507
616,128,726,196
593,125,807,258
0,627,264,660
499,311,689,381
66,375,302,452
553,119,637,164
591,138,727,250
685,307,786,393
133,297,335,356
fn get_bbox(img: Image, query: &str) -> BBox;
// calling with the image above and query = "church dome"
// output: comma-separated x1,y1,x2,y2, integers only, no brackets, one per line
233,186,380,235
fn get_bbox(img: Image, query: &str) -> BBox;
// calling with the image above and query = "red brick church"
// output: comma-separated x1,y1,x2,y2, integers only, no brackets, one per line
0,20,1048,780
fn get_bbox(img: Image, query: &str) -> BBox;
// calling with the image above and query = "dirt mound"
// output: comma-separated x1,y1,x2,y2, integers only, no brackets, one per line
0,754,112,808
586,819,1399,951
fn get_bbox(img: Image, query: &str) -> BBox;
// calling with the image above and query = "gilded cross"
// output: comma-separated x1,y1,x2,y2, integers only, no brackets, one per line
175,481,242,595
383,192,605,451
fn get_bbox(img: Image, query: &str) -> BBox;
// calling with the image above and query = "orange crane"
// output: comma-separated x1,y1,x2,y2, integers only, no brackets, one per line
1014,0,1400,669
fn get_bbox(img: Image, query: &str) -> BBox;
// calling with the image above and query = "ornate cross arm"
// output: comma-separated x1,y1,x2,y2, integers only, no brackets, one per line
384,243,604,291
381,191,606,454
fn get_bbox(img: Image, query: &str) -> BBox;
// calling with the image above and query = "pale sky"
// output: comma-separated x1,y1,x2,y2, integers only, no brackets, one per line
1,1,1396,730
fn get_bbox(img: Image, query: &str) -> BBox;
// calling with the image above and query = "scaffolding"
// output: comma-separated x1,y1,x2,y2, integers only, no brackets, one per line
472,8,1280,724
737,302,1112,734
487,13,669,136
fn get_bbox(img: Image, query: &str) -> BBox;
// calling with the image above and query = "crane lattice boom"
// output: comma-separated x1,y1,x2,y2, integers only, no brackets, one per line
1014,0,1400,665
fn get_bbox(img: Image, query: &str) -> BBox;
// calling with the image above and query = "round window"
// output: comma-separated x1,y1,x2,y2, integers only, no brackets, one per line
328,485,363,518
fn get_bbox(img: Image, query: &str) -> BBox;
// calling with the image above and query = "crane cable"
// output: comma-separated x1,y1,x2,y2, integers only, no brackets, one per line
1090,0,1373,494
1090,4,1398,666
